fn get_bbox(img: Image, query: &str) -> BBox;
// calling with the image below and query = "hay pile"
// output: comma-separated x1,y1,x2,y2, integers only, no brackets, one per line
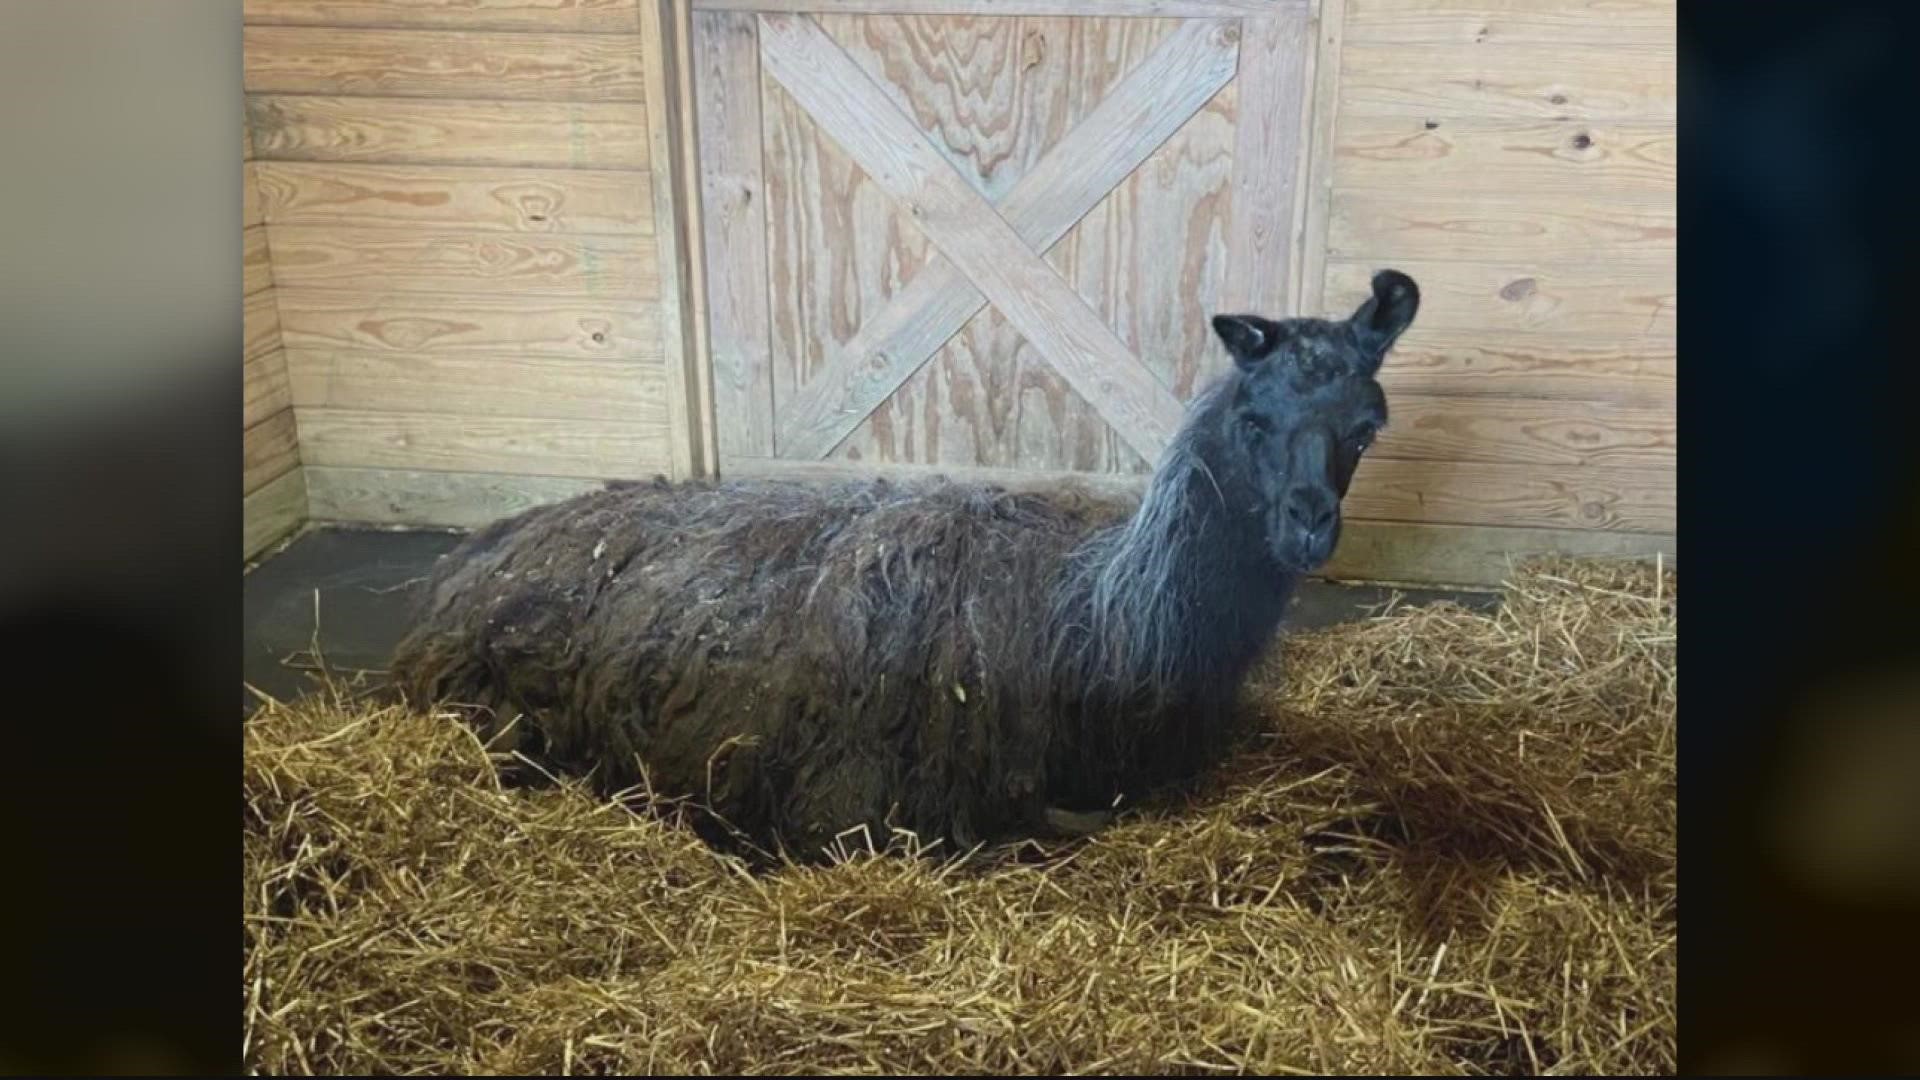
244,559,1675,1075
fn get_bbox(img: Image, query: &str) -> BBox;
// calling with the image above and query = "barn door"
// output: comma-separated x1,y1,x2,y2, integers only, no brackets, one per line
690,0,1317,483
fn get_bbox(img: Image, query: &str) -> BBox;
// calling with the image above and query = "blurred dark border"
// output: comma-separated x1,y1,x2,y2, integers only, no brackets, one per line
0,1,1917,1076
1682,1,1920,1075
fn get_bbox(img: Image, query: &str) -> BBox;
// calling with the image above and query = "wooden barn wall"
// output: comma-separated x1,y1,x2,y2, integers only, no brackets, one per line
244,116,308,560
241,0,702,530
1310,0,1675,582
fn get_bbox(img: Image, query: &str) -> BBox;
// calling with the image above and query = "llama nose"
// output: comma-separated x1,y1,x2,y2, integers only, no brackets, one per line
1287,499,1337,539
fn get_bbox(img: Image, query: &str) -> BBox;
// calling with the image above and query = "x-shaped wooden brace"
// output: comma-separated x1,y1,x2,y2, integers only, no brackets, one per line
759,14,1243,463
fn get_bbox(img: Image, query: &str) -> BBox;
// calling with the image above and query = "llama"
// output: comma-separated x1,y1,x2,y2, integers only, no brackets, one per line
390,270,1420,861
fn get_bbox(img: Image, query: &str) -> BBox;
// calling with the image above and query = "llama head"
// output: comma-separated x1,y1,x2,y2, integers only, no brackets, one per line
1210,269,1419,573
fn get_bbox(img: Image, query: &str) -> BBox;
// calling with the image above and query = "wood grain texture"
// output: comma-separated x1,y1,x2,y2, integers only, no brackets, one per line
1344,0,1674,47
639,0,706,480
1321,518,1673,587
286,349,669,420
1324,257,1673,337
698,0,1292,11
1222,9,1310,315
1294,0,1345,317
671,0,721,476
246,290,284,361
1371,394,1672,468
1339,42,1674,120
305,464,604,527
252,161,654,234
1344,456,1673,532
776,16,1240,461
244,409,302,494
758,12,1187,462
1329,190,1674,262
277,288,659,358
243,0,643,33
1375,329,1673,403
266,226,657,298
245,95,650,169
295,407,671,477
693,9,774,456
245,224,275,296
245,163,265,227
244,465,308,561
244,26,647,101
245,352,295,429
1333,115,1674,198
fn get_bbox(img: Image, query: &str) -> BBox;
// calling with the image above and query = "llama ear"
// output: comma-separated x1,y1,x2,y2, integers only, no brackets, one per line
1212,314,1281,370
1348,270,1420,369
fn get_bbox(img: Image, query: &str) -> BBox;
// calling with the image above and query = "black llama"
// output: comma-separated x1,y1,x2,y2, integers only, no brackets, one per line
390,270,1420,861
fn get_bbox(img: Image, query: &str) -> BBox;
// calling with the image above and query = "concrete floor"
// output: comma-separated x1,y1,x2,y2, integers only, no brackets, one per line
243,526,1496,713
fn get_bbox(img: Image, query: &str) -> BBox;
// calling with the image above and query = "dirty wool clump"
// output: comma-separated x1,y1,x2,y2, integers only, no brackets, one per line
244,558,1676,1075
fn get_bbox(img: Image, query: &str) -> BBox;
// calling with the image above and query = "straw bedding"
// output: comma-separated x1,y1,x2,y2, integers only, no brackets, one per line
243,558,1675,1075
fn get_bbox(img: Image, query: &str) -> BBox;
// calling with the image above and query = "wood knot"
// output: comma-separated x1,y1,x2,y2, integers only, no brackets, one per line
591,331,608,343
1550,93,1569,105
1570,132,1593,150
1499,277,1538,302
1423,119,1440,130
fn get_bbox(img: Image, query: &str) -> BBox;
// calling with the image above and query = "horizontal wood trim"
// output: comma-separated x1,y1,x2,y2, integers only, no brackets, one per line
277,288,661,359
243,0,643,33
245,290,283,362
285,349,670,422
1345,456,1673,533
244,409,302,494
244,224,275,296
1370,394,1672,468
1339,42,1674,120
692,0,1299,12
305,464,605,527
245,95,650,169
295,406,673,478
1332,115,1674,198
1373,329,1673,403
721,455,1157,499
1324,257,1674,338
1343,0,1674,47
244,465,309,561
266,225,658,299
252,161,654,234
245,351,294,429
243,26,647,102
1321,518,1674,588
1329,189,1673,264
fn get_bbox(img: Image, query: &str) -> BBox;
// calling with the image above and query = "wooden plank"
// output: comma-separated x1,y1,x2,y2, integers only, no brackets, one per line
1333,115,1674,198
1370,394,1673,468
640,0,706,480
265,226,657,298
305,464,604,527
767,15,1231,461
1222,9,1311,315
696,0,1297,12
245,95,650,169
252,161,653,234
1376,329,1673,403
759,12,1190,464
1330,190,1675,263
243,27,647,101
1343,456,1674,533
692,10,774,457
1321,518,1674,588
243,0,642,33
244,163,265,227
245,352,294,429
1338,42,1675,120
277,288,660,358
672,0,720,476
244,224,275,297
245,113,256,160
285,349,670,422
244,409,302,494
1344,0,1674,47
245,290,283,361
295,407,672,478
244,465,308,561
1295,0,1345,317
1324,258,1673,337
